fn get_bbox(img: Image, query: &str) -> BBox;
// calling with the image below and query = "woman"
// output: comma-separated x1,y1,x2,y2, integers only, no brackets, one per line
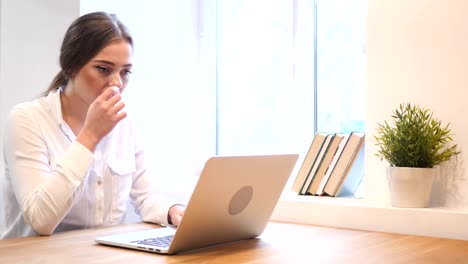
0,12,185,239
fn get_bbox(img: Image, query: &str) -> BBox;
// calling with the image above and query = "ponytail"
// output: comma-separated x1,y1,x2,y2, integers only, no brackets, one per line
43,71,68,96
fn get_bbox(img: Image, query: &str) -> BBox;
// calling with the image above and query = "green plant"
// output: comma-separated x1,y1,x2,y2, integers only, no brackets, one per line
374,102,460,168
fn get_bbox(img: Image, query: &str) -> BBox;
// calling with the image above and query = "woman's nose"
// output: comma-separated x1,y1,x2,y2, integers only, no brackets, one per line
108,72,123,88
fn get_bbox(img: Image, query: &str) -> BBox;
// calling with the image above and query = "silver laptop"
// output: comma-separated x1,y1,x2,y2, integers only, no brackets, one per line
95,154,298,255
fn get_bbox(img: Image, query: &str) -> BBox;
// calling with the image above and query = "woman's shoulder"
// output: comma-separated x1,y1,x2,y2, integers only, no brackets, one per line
6,97,49,123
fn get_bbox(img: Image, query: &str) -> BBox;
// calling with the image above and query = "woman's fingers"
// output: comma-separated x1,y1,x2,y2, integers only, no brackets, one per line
98,86,120,101
97,86,126,118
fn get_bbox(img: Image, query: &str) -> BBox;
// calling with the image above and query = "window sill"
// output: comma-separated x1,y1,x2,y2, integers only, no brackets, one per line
272,191,468,240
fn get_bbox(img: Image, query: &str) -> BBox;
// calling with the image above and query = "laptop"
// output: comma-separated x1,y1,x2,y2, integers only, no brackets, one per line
95,154,298,255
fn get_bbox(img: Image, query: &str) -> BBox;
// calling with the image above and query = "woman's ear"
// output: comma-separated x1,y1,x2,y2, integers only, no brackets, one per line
64,69,73,79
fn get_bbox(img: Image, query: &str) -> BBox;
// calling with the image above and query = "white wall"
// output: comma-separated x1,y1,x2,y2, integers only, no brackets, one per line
0,0,79,140
366,0,468,209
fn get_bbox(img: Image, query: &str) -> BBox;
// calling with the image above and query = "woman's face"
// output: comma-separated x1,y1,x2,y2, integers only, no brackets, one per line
70,40,133,105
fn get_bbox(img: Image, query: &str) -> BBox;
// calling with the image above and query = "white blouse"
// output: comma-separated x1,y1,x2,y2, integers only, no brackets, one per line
1,88,175,239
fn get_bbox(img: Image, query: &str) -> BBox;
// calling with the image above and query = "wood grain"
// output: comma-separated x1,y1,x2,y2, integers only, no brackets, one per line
0,221,467,263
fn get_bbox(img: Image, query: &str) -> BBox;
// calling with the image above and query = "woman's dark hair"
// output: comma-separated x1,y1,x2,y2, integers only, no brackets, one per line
44,12,133,96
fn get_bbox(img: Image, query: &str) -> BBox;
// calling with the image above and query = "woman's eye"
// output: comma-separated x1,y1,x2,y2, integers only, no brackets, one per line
121,69,132,77
96,66,110,73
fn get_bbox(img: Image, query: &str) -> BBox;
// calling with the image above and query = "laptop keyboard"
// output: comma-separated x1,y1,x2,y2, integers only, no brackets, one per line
131,235,174,247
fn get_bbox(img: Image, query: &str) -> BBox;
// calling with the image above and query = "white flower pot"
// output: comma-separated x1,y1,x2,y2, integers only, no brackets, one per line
386,166,436,208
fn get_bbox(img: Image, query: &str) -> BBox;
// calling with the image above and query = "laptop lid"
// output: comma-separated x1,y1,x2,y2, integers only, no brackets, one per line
95,154,298,255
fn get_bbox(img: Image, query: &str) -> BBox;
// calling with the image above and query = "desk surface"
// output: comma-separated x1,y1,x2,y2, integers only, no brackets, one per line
1,221,468,263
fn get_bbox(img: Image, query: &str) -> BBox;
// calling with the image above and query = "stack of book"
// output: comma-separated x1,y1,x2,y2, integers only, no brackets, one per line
291,132,365,197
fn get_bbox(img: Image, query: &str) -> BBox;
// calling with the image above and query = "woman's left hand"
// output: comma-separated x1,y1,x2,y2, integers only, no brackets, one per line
168,205,185,227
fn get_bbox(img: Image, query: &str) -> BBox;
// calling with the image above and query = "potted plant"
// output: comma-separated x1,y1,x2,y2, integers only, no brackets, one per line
374,102,460,208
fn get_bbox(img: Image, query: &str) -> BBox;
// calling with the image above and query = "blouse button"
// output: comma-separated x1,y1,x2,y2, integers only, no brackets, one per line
97,179,102,185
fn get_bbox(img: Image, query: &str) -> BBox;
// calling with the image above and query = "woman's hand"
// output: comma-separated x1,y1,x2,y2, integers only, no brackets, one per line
77,86,127,151
168,204,186,227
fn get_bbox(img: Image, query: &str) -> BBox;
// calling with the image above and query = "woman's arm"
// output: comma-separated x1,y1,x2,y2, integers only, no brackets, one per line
4,107,94,235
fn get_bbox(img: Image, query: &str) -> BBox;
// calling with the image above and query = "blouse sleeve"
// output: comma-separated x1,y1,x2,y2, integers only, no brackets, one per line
4,107,94,235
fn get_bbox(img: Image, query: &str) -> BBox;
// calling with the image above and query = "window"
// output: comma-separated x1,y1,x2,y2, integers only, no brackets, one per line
80,0,366,190
216,0,366,157
315,0,366,133
215,0,367,190
216,0,315,156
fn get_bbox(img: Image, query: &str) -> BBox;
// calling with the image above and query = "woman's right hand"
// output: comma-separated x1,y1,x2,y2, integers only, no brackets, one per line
77,86,127,152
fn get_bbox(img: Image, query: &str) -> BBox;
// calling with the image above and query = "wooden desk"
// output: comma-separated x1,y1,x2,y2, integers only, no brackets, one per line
1,221,468,263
